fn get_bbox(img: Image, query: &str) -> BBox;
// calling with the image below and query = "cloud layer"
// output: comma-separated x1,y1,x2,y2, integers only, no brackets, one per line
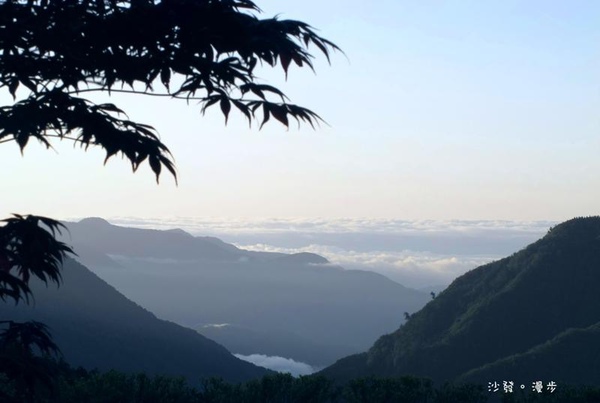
81,216,553,287
234,243,497,287
104,216,555,236
234,354,317,377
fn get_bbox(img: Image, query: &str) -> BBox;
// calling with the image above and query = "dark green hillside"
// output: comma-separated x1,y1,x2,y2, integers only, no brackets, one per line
458,321,600,386
323,217,600,384
0,258,268,384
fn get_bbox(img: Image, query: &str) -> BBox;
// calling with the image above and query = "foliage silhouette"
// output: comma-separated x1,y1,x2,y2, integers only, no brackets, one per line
0,215,72,401
0,321,61,401
0,215,73,304
0,0,340,182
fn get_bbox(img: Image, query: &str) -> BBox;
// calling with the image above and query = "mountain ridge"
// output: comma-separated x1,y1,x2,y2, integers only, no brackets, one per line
0,257,269,384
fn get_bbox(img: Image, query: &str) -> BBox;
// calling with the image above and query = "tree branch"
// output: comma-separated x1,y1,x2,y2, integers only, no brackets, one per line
66,88,208,101
1,134,94,146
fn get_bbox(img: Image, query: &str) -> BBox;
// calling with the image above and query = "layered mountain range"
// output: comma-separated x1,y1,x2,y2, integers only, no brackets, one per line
60,218,430,367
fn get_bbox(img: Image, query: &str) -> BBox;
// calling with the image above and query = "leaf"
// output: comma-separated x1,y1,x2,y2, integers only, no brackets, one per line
250,86,266,100
159,154,178,186
303,33,311,47
259,103,270,129
160,67,171,91
149,155,161,183
201,96,220,115
280,53,292,76
313,38,332,63
291,53,304,68
255,84,287,100
97,103,126,116
0,272,32,305
248,56,258,72
232,99,252,125
20,78,37,93
8,80,18,99
270,105,289,127
220,97,231,124
15,133,29,151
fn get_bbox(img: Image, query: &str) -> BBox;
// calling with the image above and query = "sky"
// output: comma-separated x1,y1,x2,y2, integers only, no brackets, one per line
1,0,599,221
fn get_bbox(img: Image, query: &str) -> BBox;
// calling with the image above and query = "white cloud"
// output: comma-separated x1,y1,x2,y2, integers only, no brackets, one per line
235,243,496,287
234,354,317,377
97,216,555,236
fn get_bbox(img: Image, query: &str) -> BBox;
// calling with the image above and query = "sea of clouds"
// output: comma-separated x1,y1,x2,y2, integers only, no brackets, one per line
101,217,554,288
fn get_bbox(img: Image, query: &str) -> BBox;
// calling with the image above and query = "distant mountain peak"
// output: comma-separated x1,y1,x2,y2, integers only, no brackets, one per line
165,228,194,237
78,217,112,226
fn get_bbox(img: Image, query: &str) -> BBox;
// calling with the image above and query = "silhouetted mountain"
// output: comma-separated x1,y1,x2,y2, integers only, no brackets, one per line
62,218,430,367
66,217,244,260
0,258,268,384
322,217,600,385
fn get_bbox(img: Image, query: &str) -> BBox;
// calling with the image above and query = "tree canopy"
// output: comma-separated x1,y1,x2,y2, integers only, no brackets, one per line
0,0,340,183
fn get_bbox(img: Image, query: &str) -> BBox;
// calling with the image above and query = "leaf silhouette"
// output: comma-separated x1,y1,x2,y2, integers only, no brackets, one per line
220,97,231,124
0,214,74,297
0,0,340,182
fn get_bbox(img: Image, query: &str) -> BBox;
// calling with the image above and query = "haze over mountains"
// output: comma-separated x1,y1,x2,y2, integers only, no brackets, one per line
61,218,431,368
323,217,600,386
0,258,268,384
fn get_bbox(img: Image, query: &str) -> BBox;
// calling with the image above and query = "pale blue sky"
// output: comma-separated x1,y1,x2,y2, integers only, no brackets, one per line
1,1,599,220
